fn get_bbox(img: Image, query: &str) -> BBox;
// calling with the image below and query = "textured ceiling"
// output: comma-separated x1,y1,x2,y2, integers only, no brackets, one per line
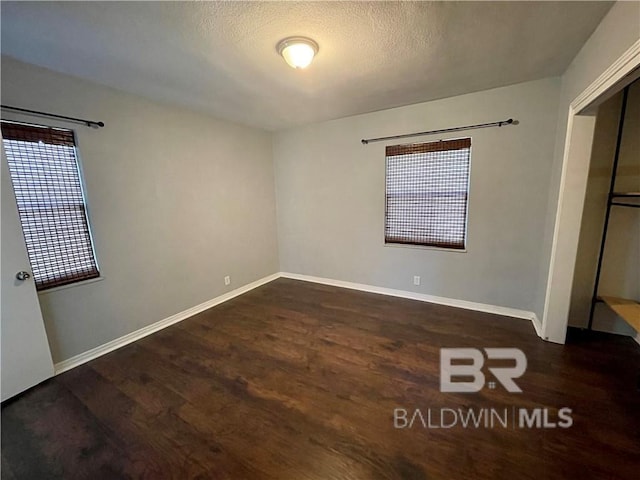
1,1,612,131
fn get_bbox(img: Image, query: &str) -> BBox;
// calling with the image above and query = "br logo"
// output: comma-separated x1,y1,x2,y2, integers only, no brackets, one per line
440,348,527,393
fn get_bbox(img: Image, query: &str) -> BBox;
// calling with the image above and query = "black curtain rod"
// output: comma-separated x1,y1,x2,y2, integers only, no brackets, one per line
361,118,514,145
1,105,104,128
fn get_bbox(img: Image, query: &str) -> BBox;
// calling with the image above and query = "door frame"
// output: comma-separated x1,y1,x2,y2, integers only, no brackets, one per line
542,39,640,344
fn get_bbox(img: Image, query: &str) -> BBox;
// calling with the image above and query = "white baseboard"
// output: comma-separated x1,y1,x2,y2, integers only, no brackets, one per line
54,272,280,375
55,270,543,375
280,272,542,335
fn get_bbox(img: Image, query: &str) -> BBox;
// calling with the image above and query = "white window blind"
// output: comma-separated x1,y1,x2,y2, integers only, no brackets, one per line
2,121,99,290
385,138,471,249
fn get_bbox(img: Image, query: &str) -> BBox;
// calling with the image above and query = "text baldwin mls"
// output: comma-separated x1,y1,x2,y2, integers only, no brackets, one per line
394,407,573,429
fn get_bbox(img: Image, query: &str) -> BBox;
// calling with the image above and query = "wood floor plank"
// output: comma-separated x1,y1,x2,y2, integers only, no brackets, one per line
2,278,639,479
1,379,133,479
135,331,410,479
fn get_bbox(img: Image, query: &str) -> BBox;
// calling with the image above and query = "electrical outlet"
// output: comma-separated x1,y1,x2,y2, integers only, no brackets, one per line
413,276,421,286
224,276,231,286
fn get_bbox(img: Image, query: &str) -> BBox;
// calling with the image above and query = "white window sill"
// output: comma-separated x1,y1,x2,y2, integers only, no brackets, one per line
384,242,468,253
37,276,104,295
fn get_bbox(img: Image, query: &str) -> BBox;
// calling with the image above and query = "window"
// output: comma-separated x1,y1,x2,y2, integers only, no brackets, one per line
385,138,471,249
2,121,99,290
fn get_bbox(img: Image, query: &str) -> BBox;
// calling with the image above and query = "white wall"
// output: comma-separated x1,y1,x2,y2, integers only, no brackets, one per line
274,78,560,316
1,56,279,363
569,84,640,335
537,1,640,335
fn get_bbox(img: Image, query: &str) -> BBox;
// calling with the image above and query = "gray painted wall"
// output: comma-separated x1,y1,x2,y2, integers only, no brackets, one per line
1,56,279,363
274,78,560,316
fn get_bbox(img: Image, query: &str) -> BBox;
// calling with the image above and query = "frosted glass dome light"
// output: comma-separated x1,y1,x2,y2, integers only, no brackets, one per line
277,37,319,69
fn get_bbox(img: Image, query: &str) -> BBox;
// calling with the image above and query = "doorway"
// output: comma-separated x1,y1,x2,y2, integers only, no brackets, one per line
542,43,640,344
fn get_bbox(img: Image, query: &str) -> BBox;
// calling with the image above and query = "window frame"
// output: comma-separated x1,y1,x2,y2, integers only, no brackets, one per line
2,120,101,291
383,137,472,252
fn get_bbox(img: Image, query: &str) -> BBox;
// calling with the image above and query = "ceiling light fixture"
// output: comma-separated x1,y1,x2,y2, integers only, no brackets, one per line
276,37,319,69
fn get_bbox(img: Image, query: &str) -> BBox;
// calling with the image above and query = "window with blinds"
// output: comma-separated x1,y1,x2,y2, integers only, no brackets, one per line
2,121,99,290
385,138,471,249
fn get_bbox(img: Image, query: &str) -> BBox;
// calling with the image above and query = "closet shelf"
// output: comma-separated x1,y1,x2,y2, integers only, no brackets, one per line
611,192,640,198
611,192,640,206
598,296,640,332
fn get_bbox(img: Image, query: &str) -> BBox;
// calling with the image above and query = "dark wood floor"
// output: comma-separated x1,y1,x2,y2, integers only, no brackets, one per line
2,278,639,479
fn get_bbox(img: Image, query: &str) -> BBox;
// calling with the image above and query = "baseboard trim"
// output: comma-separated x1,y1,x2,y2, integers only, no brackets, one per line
54,273,280,375
280,272,542,335
55,270,543,374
